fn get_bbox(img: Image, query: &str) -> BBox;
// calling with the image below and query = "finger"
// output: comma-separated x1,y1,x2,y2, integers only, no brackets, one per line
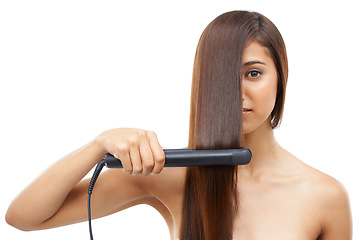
114,146,132,174
146,131,165,174
129,145,142,175
139,140,154,176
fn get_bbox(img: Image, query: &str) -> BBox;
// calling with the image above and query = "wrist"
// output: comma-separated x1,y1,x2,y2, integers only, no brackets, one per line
90,134,107,159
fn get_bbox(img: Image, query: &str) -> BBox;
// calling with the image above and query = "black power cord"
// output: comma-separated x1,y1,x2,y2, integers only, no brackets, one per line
87,160,106,240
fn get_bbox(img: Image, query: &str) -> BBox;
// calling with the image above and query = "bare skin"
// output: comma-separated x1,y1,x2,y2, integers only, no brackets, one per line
6,42,352,239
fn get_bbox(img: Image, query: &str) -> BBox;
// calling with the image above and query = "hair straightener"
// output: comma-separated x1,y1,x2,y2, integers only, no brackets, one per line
87,148,252,240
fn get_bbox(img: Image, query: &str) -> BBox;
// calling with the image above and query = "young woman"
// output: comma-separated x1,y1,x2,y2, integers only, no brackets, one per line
6,11,352,240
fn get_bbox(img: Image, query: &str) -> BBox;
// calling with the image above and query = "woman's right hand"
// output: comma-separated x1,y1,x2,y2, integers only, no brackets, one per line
95,128,166,176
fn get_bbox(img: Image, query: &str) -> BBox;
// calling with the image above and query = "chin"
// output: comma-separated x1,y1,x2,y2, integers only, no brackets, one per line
242,117,273,136
242,124,255,135
243,129,255,136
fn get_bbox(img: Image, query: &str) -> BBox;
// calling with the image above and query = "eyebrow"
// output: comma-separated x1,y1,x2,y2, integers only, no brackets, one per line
243,60,266,66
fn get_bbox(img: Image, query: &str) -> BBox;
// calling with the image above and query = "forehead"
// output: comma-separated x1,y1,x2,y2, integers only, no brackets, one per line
242,41,274,64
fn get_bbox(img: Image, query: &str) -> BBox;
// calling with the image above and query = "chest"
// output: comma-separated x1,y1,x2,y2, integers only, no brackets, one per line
232,179,322,240
162,172,323,240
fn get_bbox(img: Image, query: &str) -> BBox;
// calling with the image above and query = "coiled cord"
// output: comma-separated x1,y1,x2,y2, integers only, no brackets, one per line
88,159,106,240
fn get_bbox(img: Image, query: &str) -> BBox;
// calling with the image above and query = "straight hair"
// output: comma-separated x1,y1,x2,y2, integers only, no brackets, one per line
180,10,288,240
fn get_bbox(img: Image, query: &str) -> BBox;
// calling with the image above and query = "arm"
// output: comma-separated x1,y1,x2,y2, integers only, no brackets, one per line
5,128,165,231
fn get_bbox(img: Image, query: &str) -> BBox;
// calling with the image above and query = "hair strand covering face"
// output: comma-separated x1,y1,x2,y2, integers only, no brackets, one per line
180,10,288,240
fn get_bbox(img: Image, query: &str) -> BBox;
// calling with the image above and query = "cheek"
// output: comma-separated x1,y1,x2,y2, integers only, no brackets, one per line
259,81,277,112
249,79,277,112
242,75,278,134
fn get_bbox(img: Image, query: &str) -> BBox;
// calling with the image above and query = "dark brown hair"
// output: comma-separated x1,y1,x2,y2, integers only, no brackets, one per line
180,11,288,240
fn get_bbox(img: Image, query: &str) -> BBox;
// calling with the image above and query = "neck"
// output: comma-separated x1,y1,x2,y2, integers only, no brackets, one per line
241,118,281,175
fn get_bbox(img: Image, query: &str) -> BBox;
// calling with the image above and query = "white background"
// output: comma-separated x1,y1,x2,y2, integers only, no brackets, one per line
1,0,359,239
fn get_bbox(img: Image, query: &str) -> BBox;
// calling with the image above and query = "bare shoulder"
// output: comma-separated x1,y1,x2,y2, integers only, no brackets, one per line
298,160,349,207
281,148,349,203
293,158,352,239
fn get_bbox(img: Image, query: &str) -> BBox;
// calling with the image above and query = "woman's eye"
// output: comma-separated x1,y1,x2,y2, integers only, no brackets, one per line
246,70,261,78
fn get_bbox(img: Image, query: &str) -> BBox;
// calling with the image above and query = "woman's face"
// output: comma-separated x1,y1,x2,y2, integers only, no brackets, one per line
241,41,278,135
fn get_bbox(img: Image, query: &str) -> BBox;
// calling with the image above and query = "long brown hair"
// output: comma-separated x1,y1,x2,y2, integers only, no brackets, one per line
180,11,288,240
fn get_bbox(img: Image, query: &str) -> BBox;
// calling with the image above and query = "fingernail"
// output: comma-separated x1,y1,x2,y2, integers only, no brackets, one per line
123,169,131,175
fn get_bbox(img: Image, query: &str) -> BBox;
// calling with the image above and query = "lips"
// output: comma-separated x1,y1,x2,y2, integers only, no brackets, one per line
242,108,252,116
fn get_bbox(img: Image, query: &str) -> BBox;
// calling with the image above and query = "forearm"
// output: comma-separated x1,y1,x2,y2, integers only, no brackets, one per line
6,139,105,230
